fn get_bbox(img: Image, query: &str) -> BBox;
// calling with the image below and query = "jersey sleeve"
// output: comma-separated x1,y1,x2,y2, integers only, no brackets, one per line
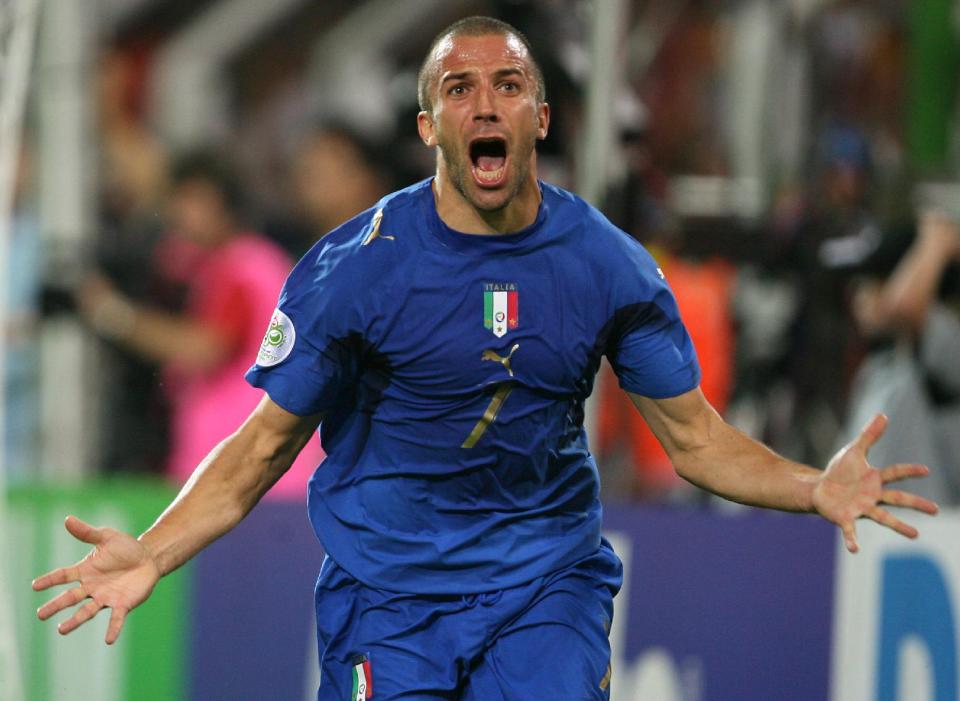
605,240,701,398
245,239,368,416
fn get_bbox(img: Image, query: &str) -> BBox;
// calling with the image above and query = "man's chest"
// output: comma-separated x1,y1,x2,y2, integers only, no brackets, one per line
370,250,605,397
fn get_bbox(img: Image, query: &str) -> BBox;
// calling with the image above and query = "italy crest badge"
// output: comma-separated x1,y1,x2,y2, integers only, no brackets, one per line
483,283,518,338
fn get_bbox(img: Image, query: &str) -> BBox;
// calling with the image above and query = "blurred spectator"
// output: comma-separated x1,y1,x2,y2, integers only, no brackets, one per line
639,2,727,175
742,124,881,464
597,128,736,502
3,142,42,479
97,48,169,226
808,0,904,143
794,126,880,456
602,126,669,246
291,124,391,251
843,210,960,505
597,251,736,502
94,47,174,475
77,150,322,498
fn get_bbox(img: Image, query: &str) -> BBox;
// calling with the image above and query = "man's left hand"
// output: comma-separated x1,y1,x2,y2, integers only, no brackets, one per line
813,413,939,553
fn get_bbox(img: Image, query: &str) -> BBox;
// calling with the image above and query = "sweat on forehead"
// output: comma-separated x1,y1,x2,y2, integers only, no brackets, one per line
433,30,528,64
417,17,545,113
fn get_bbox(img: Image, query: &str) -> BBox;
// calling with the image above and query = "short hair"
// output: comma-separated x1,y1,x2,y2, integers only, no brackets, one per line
305,121,383,174
417,16,546,115
170,149,244,216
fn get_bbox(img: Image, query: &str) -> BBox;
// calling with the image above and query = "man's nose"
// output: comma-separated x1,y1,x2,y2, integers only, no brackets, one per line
472,86,499,122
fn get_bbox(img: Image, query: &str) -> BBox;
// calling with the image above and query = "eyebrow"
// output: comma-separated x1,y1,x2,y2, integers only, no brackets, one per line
440,71,473,86
440,67,526,87
492,68,524,81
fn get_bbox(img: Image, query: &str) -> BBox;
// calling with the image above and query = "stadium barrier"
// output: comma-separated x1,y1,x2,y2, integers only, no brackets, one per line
10,481,188,701
9,482,956,701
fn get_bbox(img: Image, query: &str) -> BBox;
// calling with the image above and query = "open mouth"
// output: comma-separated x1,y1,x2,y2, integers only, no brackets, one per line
469,138,508,186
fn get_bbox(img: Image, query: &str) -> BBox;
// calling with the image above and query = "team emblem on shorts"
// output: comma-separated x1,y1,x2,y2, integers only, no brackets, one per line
483,283,518,338
350,654,373,700
256,308,295,367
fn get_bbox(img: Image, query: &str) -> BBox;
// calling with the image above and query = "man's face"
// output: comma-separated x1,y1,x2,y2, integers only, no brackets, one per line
294,132,384,233
295,134,361,227
169,179,231,247
418,33,549,213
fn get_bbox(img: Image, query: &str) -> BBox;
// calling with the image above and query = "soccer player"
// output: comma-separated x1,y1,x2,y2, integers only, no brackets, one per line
33,16,937,700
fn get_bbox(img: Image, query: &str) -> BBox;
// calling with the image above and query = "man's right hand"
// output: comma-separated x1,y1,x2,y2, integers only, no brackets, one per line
32,515,161,645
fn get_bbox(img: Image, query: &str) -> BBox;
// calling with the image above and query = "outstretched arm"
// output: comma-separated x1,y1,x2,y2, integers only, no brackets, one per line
32,395,321,643
629,388,938,552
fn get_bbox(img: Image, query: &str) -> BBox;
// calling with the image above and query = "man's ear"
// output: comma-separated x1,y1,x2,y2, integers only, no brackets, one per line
417,111,436,147
536,102,550,141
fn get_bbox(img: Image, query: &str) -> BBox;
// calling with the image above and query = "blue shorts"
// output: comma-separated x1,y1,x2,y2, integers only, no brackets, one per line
314,539,623,700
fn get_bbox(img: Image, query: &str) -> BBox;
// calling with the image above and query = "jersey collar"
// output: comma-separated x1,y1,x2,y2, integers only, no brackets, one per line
423,178,550,254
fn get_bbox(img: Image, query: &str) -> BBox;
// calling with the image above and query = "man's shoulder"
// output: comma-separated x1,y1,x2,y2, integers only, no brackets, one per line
540,181,648,257
319,179,429,248
288,181,430,294
541,180,589,220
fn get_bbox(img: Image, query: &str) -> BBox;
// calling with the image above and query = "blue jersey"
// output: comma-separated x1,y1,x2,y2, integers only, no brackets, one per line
246,179,700,594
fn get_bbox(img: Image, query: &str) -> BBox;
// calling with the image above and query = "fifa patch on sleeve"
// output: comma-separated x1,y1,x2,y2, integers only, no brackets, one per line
256,308,295,367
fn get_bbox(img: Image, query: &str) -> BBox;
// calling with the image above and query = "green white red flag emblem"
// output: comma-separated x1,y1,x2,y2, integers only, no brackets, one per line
483,283,518,338
351,654,372,700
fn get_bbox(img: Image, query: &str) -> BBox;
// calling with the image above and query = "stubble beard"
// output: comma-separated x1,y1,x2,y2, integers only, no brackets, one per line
437,130,536,213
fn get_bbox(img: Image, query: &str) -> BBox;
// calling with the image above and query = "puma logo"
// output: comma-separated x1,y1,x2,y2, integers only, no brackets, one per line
481,343,519,377
361,209,395,246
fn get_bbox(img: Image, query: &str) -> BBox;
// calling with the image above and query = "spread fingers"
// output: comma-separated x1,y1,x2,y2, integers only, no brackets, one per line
880,463,930,484
867,506,918,540
881,489,939,515
57,600,103,636
37,586,86,621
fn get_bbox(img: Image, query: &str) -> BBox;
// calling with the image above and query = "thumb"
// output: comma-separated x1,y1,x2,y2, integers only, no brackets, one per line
854,413,888,454
64,515,104,545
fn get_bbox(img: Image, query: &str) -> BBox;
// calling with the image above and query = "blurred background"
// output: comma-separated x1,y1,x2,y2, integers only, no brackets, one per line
1,0,959,700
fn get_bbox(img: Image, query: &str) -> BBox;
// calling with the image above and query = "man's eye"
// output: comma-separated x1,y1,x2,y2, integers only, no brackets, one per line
500,82,519,92
449,85,467,96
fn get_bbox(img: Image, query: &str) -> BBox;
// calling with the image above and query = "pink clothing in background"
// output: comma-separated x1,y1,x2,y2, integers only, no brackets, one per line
163,233,323,500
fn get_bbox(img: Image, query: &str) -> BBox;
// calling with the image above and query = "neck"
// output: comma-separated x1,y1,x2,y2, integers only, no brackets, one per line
432,160,541,235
